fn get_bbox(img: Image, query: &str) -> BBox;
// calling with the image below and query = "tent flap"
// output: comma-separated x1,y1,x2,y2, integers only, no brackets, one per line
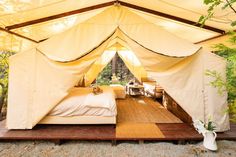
7,49,79,129
203,51,229,131
37,6,201,62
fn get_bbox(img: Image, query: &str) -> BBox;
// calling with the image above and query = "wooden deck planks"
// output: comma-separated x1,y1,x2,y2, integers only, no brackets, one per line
0,123,115,140
158,123,236,140
116,122,165,139
0,96,235,141
117,96,182,123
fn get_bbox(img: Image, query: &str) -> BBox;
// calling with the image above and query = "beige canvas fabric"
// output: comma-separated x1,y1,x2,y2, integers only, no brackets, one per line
113,29,229,131
203,52,229,130
7,49,79,129
1,0,230,51
37,7,119,62
0,0,231,30
7,6,229,131
7,25,116,129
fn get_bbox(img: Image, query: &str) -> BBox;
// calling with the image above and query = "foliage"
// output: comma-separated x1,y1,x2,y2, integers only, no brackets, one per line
194,118,216,133
229,100,236,122
96,62,112,85
0,50,15,114
204,118,217,131
96,55,134,86
205,33,236,122
205,70,227,96
199,0,236,122
205,121,217,131
214,33,236,103
115,55,135,84
198,0,221,26
199,0,236,26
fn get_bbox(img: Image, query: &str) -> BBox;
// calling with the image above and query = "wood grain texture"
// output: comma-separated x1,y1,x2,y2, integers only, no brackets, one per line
0,123,115,140
158,123,236,140
117,96,182,123
116,122,165,139
0,96,235,141
163,92,193,124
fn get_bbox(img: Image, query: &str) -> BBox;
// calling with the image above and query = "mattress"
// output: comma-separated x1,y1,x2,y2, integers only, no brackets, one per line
48,87,117,117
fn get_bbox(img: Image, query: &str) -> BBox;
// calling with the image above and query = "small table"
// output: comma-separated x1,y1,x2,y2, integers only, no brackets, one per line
126,84,145,96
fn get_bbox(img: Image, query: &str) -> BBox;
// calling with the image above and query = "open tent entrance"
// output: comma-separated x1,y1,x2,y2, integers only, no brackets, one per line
87,42,148,87
95,53,136,86
84,42,147,87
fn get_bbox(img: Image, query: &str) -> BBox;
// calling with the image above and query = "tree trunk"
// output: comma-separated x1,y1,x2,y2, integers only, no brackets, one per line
0,83,6,120
0,96,4,120
112,53,117,74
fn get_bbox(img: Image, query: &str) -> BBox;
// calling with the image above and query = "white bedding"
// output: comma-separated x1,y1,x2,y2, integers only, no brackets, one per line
48,87,117,117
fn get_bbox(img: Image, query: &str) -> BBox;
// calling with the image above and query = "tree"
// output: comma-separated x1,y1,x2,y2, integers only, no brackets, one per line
199,0,236,122
0,51,15,120
199,0,236,27
96,55,135,85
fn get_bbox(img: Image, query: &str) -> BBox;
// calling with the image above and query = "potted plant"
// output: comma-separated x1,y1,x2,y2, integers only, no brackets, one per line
193,119,217,151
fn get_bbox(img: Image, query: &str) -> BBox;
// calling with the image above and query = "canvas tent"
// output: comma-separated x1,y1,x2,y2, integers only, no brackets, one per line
1,0,234,52
6,5,229,131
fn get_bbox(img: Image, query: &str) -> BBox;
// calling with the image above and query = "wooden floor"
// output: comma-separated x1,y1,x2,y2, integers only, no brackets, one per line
0,96,236,141
117,96,182,123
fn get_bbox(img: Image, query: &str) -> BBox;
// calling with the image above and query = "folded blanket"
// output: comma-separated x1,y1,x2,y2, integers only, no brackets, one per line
84,89,115,110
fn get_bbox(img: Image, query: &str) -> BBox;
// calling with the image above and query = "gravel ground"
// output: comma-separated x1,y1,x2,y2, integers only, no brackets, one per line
0,140,235,157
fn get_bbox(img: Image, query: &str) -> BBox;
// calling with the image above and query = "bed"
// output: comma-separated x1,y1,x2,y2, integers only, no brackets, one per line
39,87,117,124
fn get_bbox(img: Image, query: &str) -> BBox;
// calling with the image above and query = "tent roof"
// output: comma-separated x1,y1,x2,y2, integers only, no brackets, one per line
0,0,235,52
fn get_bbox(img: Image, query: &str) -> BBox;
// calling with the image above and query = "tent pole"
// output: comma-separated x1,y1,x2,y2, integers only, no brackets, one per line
0,27,38,43
5,1,116,30
118,1,225,34
5,1,224,35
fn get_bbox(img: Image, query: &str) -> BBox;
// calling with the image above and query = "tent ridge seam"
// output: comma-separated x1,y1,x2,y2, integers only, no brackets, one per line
118,27,201,58
37,29,118,63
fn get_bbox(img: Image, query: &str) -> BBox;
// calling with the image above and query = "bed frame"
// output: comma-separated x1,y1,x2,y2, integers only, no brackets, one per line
39,115,116,124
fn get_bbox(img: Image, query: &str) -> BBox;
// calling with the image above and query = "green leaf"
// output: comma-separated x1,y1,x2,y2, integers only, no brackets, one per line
222,3,229,9
231,21,236,26
198,15,205,23
204,0,214,5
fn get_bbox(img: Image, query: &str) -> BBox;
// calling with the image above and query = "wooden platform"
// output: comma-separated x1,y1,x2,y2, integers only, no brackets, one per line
0,122,235,141
117,96,182,123
0,96,236,142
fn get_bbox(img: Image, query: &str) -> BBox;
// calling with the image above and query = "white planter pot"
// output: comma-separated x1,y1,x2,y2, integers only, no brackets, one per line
203,131,217,151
